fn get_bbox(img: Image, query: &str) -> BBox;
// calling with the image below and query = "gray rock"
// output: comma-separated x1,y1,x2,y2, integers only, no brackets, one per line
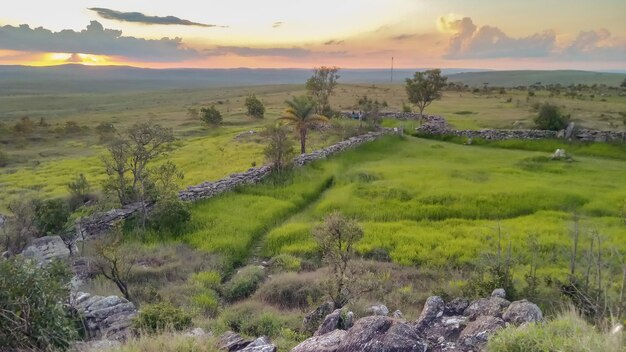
502,300,543,325
218,331,252,351
491,288,506,299
22,235,70,265
444,298,469,316
565,122,575,139
304,302,335,333
392,310,404,319
291,329,347,352
72,292,137,341
463,296,510,320
240,336,276,352
344,311,354,330
315,309,343,336
459,315,505,348
336,316,428,352
416,296,444,330
552,149,567,159
422,315,468,346
367,304,389,316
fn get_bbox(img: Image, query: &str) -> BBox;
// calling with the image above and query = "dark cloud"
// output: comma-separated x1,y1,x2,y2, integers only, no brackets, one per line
65,53,83,63
391,34,415,41
442,17,555,59
89,8,223,28
272,22,284,28
324,39,345,46
0,21,201,61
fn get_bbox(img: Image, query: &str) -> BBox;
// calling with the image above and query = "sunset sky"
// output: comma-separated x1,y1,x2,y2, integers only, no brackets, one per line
1,0,625,69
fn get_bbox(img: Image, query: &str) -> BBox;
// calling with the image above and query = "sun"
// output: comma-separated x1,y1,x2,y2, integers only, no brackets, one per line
29,52,114,66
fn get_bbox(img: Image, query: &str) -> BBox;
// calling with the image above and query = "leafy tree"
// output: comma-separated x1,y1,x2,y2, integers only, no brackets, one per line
33,199,71,236
263,125,295,174
200,105,223,126
0,258,77,351
279,95,329,154
313,211,364,307
102,138,133,205
405,69,448,122
306,66,340,115
67,173,91,209
147,161,190,234
245,94,265,118
357,95,383,126
534,103,570,131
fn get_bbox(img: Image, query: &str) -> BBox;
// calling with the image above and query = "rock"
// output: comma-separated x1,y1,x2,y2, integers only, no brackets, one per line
304,302,335,333
367,304,389,316
459,315,505,348
218,331,252,351
291,329,347,352
422,315,468,346
416,296,444,330
72,292,137,341
22,235,70,265
73,339,121,351
491,288,506,299
2,250,10,259
240,336,276,352
565,122,575,139
344,311,354,330
502,300,543,325
552,149,567,159
444,298,469,316
392,310,404,319
315,309,343,336
463,296,509,320
336,316,428,352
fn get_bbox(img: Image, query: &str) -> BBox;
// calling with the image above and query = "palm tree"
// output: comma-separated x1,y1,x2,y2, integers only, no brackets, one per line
279,95,329,154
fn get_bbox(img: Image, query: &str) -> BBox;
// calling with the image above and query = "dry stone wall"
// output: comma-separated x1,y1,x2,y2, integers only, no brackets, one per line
77,129,402,239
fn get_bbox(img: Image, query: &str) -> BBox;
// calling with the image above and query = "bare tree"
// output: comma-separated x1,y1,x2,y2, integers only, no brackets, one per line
93,231,134,301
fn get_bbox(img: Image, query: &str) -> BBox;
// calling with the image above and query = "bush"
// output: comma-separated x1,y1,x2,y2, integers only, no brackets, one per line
133,302,193,334
222,265,266,302
215,302,289,339
534,103,570,131
0,258,78,351
149,199,191,235
256,272,324,310
33,198,71,236
269,254,302,273
264,126,295,174
188,271,222,290
67,173,92,209
245,94,265,118
192,290,220,317
487,309,623,352
200,105,222,126
0,149,8,167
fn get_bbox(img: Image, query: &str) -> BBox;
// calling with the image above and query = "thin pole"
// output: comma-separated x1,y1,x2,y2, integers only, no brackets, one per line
391,57,394,83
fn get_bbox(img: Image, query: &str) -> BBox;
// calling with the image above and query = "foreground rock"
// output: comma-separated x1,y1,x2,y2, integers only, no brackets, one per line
22,235,70,265
292,289,542,352
218,332,276,352
72,292,137,341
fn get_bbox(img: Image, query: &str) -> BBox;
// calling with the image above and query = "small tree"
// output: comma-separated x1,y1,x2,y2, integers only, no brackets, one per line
405,69,448,123
245,94,265,119
279,95,329,154
147,161,190,234
357,95,383,127
534,103,570,131
13,116,34,135
306,66,340,115
200,105,223,126
93,231,134,301
67,173,91,209
313,211,364,307
33,199,70,236
263,125,295,174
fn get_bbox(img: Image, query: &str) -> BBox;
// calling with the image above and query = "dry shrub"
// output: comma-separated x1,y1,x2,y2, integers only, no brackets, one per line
255,271,325,310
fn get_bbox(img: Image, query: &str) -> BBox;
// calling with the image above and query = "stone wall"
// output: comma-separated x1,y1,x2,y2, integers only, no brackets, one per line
416,115,626,142
77,129,402,239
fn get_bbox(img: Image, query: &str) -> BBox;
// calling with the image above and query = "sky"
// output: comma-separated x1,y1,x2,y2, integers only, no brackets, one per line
0,0,625,69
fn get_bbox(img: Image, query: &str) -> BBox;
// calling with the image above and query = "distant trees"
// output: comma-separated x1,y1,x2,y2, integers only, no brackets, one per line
245,94,265,119
95,122,116,143
534,103,570,131
13,116,34,135
306,66,340,115
279,96,329,154
314,211,364,307
264,126,295,174
200,105,223,126
405,69,448,122
621,78,626,88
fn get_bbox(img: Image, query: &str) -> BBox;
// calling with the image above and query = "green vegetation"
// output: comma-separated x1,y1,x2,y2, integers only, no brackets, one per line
200,105,223,126
405,69,448,117
534,102,571,130
279,95,330,153
245,94,265,119
133,302,193,334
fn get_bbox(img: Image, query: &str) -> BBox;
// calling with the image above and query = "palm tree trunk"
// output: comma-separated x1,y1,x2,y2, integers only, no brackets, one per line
300,129,307,154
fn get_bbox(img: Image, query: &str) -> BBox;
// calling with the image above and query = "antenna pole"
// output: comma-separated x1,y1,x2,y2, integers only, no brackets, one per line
391,57,394,83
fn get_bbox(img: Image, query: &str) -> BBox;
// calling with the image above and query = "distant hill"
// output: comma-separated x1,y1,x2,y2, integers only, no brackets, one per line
447,70,626,87
0,65,485,94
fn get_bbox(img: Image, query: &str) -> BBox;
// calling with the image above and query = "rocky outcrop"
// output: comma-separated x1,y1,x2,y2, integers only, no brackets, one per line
218,332,276,352
22,235,70,265
292,289,542,352
367,304,390,317
77,129,402,239
72,292,137,341
239,337,276,352
316,309,344,336
303,302,336,333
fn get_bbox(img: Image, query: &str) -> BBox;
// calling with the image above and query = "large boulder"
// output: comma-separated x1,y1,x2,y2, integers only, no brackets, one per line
444,298,469,316
218,331,252,351
291,329,347,352
22,235,70,265
72,292,137,341
415,296,444,331
502,299,543,325
239,336,276,352
303,302,335,333
463,296,509,320
335,316,428,352
459,315,505,348
367,304,389,316
315,309,343,336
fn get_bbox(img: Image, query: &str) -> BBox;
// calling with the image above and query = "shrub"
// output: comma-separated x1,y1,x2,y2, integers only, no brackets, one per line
256,272,324,310
188,271,222,290
245,94,265,118
534,103,570,131
487,309,623,352
269,254,302,273
264,126,295,174
192,290,220,317
109,333,217,352
0,258,78,351
222,265,266,302
133,302,193,334
33,198,71,236
67,173,91,209
13,116,34,134
215,302,289,339
64,121,82,134
149,199,191,235
200,105,222,126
